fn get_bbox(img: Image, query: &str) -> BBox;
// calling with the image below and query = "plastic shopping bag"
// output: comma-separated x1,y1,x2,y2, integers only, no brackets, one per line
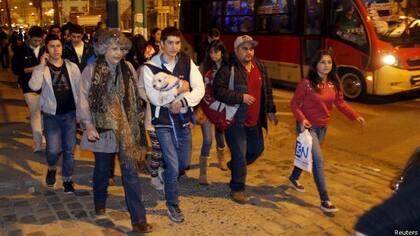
294,129,313,173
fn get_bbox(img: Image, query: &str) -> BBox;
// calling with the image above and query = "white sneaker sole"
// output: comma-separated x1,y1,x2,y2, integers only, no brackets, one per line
167,210,184,223
150,178,164,191
289,179,305,193
320,206,339,213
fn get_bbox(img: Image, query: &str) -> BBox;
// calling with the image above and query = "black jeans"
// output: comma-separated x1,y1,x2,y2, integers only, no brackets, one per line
0,46,9,68
225,124,264,191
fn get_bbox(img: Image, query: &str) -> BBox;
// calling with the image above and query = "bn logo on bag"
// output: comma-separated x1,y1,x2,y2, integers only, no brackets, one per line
293,129,313,173
295,140,310,159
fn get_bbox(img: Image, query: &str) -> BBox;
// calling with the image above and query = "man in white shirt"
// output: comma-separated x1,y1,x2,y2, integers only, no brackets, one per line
63,24,93,72
142,27,204,224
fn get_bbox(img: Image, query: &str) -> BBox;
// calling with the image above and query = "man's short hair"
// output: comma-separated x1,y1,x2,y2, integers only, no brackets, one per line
161,27,181,42
49,24,60,33
28,26,44,38
208,28,220,38
45,34,61,46
69,24,83,35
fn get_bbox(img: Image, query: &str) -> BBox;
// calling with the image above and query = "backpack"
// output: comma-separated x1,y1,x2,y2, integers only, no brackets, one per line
200,66,239,131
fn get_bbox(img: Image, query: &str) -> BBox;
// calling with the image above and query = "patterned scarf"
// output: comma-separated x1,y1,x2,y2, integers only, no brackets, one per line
88,56,147,165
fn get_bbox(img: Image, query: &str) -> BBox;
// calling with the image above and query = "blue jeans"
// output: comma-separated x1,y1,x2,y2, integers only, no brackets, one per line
290,123,329,201
155,126,192,207
200,120,225,157
43,111,76,181
225,124,264,191
93,144,147,224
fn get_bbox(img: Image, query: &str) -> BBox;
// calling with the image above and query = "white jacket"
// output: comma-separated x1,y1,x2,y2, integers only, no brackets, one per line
142,53,204,109
29,59,81,116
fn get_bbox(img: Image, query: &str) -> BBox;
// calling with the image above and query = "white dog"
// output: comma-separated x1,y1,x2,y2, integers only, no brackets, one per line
152,72,188,114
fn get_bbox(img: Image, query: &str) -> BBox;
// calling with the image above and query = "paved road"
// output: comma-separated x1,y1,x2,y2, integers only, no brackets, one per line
0,68,415,235
271,87,420,168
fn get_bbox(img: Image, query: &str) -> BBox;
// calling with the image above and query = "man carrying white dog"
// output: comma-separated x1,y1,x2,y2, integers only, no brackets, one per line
141,26,204,223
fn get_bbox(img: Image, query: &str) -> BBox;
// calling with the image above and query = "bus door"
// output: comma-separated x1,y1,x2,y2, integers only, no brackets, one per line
300,0,326,79
254,0,301,83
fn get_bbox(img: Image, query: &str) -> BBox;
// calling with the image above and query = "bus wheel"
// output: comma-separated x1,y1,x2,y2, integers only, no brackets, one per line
339,70,365,100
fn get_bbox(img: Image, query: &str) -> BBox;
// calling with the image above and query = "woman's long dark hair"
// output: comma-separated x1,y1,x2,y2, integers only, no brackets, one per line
307,50,341,93
201,40,229,74
126,34,148,69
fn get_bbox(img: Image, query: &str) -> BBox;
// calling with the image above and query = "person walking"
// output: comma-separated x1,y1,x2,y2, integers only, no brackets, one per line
78,30,152,234
11,26,45,152
142,27,204,223
197,39,230,185
0,26,10,69
29,34,80,193
63,24,94,72
127,34,165,191
196,28,221,65
288,50,365,213
213,35,278,204
146,28,161,56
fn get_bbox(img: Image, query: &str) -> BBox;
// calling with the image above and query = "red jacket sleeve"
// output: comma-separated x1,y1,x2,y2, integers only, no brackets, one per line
290,79,308,122
334,89,359,120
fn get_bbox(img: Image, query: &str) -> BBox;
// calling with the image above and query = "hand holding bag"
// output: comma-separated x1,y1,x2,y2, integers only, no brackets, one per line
294,129,313,173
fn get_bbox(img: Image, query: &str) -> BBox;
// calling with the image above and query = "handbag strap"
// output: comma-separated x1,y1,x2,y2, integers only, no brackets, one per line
228,66,234,90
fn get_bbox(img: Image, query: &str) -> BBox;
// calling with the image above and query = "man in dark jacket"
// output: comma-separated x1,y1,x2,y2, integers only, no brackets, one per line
0,26,10,69
62,24,93,72
213,35,278,204
11,26,45,152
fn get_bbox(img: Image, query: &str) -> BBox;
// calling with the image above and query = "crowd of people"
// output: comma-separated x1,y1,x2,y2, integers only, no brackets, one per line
1,22,418,234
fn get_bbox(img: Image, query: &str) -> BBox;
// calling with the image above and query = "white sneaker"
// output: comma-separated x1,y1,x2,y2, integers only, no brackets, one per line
33,144,42,153
157,167,164,183
150,177,164,191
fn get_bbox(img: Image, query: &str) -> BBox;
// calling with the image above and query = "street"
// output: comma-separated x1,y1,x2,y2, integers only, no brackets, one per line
0,68,419,235
271,86,420,168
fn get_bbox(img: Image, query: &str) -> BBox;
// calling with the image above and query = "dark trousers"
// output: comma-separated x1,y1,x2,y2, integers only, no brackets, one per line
0,46,9,68
225,124,264,191
93,146,147,225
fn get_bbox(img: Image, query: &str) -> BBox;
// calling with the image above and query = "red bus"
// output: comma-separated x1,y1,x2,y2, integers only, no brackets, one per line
180,0,420,99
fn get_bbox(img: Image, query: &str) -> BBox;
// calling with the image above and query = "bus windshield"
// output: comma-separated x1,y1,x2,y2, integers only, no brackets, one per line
363,0,420,46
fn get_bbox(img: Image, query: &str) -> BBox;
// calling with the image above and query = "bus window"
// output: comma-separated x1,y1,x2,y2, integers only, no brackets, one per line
331,0,368,50
304,0,323,35
363,0,420,47
256,0,297,33
225,0,255,32
208,1,224,29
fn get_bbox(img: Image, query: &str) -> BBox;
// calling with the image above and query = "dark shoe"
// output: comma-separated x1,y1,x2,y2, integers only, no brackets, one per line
230,191,247,204
227,161,231,170
132,222,153,234
177,170,187,180
320,201,339,213
63,181,75,194
95,206,106,215
167,205,185,223
289,178,305,193
46,169,57,187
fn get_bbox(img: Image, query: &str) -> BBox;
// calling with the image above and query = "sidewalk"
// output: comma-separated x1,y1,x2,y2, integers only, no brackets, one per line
0,68,399,235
